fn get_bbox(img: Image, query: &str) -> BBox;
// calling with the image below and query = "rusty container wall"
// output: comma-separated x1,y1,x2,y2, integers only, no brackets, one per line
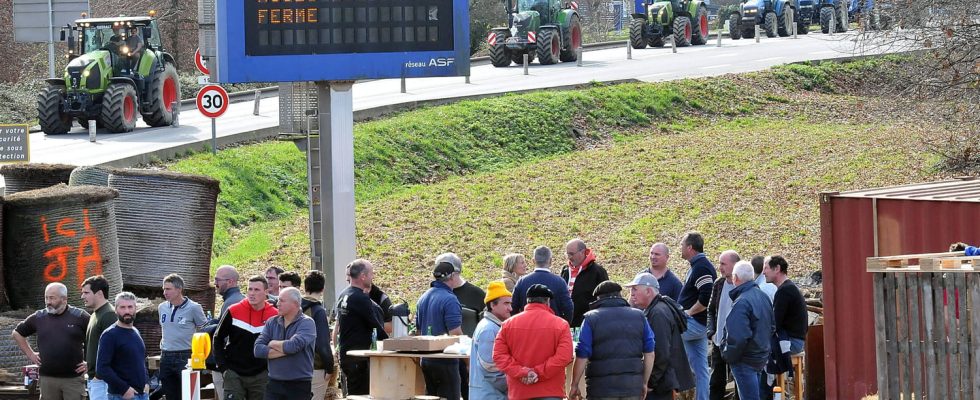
819,178,980,400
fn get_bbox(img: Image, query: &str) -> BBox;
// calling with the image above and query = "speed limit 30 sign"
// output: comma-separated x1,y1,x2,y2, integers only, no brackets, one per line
197,85,229,118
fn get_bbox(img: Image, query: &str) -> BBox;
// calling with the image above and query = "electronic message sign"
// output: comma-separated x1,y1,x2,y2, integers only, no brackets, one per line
215,0,470,83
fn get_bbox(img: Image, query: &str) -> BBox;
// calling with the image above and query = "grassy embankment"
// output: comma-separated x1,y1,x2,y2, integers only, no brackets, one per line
167,56,950,303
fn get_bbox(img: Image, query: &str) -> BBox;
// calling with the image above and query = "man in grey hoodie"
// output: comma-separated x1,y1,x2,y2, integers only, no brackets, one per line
254,287,317,400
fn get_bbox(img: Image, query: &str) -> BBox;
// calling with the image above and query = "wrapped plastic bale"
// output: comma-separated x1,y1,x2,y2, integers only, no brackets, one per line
110,169,219,291
126,285,216,317
2,184,123,310
0,163,76,196
69,165,117,187
0,196,5,308
134,298,163,357
0,310,36,376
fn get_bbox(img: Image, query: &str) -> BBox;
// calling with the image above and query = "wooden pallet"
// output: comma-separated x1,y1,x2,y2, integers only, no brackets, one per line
865,251,976,272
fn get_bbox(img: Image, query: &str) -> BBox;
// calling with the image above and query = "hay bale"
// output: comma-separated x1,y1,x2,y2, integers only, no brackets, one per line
2,184,122,310
127,284,216,318
109,169,220,291
0,310,37,377
0,163,76,196
69,166,117,187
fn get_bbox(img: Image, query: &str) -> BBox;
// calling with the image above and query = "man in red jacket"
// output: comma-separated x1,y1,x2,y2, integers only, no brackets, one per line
213,275,279,400
493,284,573,400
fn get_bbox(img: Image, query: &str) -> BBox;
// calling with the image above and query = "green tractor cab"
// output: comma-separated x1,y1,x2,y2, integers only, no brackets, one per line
629,0,710,48
38,15,180,134
487,0,583,67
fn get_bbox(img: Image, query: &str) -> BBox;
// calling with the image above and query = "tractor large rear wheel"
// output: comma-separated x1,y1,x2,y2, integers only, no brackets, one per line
101,83,139,133
778,7,792,36
489,29,512,67
38,86,71,135
536,28,560,65
630,17,648,49
560,15,582,62
729,13,743,39
673,16,693,47
820,6,833,33
764,12,778,37
142,62,180,127
691,5,709,45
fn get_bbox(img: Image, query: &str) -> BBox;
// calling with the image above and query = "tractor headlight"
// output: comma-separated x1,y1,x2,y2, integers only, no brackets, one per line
121,45,130,55
83,70,90,77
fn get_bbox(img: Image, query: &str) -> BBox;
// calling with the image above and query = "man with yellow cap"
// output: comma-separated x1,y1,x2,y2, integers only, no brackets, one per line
468,281,513,400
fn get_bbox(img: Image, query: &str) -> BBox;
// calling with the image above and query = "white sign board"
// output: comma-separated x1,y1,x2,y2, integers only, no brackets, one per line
13,0,90,43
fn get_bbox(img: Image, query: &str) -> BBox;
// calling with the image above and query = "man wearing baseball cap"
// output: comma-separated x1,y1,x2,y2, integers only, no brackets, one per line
416,256,465,400
469,281,514,400
493,284,573,400
628,272,695,400
569,281,655,400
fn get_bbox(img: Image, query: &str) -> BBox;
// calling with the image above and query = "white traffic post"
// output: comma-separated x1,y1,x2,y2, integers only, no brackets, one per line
172,101,180,128
829,11,835,35
789,8,797,38
671,35,677,53
756,24,761,42
88,120,96,142
576,48,583,66
719,20,726,46
627,40,632,59
400,76,406,93
253,89,261,115
523,53,529,74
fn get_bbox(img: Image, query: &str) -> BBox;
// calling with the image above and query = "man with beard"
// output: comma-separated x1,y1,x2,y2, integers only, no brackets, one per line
13,282,90,400
97,292,150,400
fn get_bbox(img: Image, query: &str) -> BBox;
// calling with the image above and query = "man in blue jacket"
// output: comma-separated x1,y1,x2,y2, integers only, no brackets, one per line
512,246,574,322
722,261,774,400
416,258,465,400
254,287,317,400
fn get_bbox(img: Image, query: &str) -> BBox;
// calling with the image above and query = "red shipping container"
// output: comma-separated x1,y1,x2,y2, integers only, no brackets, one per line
819,177,980,399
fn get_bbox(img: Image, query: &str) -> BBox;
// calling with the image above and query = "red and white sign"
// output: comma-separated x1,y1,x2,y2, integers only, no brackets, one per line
527,30,536,43
570,1,578,10
196,85,228,118
195,49,209,75
487,31,497,46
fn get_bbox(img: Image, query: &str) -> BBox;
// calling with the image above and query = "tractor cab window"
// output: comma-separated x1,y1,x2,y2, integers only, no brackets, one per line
82,26,121,53
518,0,551,14
147,21,163,49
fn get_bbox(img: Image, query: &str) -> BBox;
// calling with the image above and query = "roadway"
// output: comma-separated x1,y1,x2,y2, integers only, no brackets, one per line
27,31,909,167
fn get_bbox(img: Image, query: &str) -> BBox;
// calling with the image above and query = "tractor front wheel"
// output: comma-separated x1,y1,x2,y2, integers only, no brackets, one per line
489,29,512,67
797,18,810,34
650,37,665,47
820,6,833,33
560,14,582,62
778,7,792,36
691,5,709,45
101,83,139,133
142,62,180,127
729,13,743,39
630,17,648,49
673,16,693,47
536,28,560,65
38,86,71,135
764,12,778,37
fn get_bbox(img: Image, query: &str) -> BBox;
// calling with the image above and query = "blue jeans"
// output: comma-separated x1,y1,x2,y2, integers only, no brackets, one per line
789,338,804,354
730,363,762,400
108,394,149,400
682,316,709,400
159,350,191,400
87,378,109,400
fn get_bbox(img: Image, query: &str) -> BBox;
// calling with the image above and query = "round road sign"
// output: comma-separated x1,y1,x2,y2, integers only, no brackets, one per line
197,85,229,118
195,49,210,75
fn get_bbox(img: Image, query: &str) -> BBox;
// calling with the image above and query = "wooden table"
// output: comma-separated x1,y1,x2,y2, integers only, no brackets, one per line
346,350,469,400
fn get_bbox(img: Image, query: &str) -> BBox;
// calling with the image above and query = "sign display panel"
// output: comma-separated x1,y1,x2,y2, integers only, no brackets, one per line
215,0,470,83
0,125,30,163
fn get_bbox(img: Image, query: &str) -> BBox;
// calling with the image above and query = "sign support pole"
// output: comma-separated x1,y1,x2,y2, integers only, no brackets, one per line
47,0,55,78
211,118,217,154
316,80,357,306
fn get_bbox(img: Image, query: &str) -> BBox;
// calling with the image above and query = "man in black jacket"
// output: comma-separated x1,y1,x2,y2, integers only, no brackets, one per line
561,239,609,327
722,262,774,400
302,270,336,400
627,273,695,400
677,232,716,400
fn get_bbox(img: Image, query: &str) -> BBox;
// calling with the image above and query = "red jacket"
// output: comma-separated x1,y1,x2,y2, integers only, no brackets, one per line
492,303,573,400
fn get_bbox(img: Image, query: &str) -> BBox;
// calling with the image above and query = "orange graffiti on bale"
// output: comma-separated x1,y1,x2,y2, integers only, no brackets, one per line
40,209,102,288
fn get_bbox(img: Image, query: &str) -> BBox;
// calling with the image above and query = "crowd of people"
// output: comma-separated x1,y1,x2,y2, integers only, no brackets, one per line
10,230,811,400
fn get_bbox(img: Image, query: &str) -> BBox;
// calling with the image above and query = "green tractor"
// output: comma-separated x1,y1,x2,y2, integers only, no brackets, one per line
38,15,180,134
487,0,582,67
629,0,710,48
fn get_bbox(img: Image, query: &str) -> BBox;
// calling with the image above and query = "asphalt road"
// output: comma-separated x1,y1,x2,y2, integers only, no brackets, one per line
27,31,909,167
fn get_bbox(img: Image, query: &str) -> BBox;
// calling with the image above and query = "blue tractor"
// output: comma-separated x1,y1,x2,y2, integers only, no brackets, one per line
728,0,814,39
815,0,848,33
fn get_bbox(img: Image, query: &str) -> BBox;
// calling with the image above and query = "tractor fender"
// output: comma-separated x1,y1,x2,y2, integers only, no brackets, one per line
109,77,138,89
45,78,66,87
556,9,578,28
158,51,177,67
631,12,647,19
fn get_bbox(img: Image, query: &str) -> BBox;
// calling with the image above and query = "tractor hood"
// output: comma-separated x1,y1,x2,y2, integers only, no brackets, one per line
64,50,110,92
648,2,671,24
741,0,765,13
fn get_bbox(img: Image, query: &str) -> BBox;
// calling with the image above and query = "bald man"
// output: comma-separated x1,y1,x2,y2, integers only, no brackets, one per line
561,238,609,327
209,265,245,399
644,242,684,301
706,250,740,400
13,283,91,400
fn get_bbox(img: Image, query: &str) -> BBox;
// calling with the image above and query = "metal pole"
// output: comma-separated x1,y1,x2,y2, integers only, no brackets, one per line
400,76,406,93
315,80,357,307
756,24,761,42
88,120,96,142
252,90,261,115
719,21,726,46
47,0,55,78
523,53,529,75
210,118,216,154
576,48,583,66
627,40,632,59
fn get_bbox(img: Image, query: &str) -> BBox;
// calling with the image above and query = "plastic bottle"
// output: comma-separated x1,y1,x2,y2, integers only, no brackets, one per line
773,386,783,400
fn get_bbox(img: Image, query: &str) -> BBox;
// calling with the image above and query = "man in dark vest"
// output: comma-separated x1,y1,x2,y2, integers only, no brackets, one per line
569,281,655,400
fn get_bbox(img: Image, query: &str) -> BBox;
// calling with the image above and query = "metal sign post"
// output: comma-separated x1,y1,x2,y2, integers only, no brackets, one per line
316,81,357,304
13,0,90,78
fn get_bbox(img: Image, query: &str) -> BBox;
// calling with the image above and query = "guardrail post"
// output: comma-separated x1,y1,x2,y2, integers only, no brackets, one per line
576,48,583,66
719,21,726,46
627,40,632,59
756,24,761,42
253,89,261,116
88,120,96,143
523,53,529,75
400,76,406,93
